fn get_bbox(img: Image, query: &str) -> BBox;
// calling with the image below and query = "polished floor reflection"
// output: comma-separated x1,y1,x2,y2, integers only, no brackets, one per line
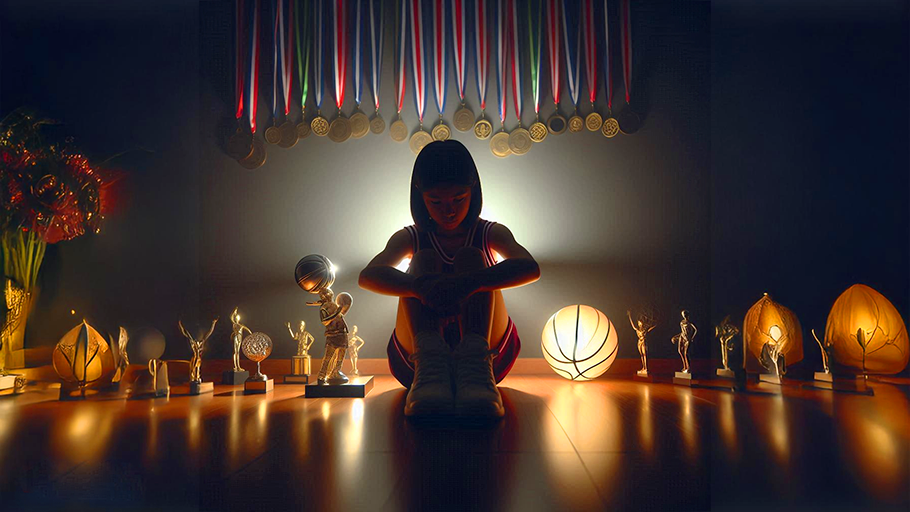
0,374,908,511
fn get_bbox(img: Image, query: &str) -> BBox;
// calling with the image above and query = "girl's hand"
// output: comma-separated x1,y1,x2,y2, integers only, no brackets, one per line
418,274,478,313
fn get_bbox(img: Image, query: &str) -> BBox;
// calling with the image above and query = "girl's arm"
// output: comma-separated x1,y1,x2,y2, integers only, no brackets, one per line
466,223,540,293
358,228,419,298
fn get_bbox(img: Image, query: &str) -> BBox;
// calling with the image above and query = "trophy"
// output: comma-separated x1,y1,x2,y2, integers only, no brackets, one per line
109,327,130,385
671,310,697,385
758,325,788,385
628,310,656,378
347,325,365,376
242,332,274,394
178,319,218,395
715,316,739,379
811,329,834,382
128,327,169,398
223,308,251,385
284,320,314,384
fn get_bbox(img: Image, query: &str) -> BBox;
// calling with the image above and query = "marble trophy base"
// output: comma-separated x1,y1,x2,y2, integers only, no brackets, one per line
283,374,309,384
803,374,874,395
634,370,653,382
673,372,693,387
223,370,249,385
716,368,735,379
759,373,782,385
190,381,214,395
244,378,275,394
305,375,374,398
814,371,833,382
0,374,18,392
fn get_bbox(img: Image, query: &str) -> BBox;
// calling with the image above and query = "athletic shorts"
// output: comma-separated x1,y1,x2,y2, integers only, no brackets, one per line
386,317,521,389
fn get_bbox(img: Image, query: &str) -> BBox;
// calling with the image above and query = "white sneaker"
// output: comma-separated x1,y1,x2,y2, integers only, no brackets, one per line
452,334,504,418
404,332,455,417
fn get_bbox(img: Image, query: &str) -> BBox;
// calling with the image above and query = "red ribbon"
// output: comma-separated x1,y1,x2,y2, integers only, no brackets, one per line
545,0,561,107
582,0,596,106
409,0,428,123
332,0,348,111
509,0,522,124
247,0,261,132
395,0,407,114
235,0,245,120
452,0,467,103
473,0,489,111
620,0,631,103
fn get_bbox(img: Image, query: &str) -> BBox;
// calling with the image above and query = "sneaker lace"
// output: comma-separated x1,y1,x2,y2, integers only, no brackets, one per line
454,350,497,392
408,350,451,387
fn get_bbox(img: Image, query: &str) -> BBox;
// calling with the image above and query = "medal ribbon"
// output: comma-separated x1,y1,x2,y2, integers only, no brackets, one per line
409,0,428,124
313,0,325,112
494,0,508,127
368,0,384,112
395,0,407,114
295,0,310,115
353,0,363,107
602,0,613,109
545,0,560,108
331,0,348,112
247,0,261,132
620,0,631,103
271,0,281,120
431,0,447,116
508,0,522,124
280,0,294,117
235,0,245,121
582,0,596,107
451,0,466,104
527,0,543,116
561,0,581,110
473,0,489,111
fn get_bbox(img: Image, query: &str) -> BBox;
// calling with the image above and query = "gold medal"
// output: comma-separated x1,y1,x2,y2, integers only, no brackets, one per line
431,122,451,141
529,121,548,143
311,115,330,137
226,128,253,160
473,117,493,140
547,113,567,135
390,118,408,142
350,110,370,139
409,129,433,154
328,115,352,143
490,131,511,158
601,116,619,138
618,108,641,134
453,106,475,132
296,119,311,139
568,114,584,133
277,120,298,148
238,137,267,169
370,113,386,134
585,112,603,132
508,127,532,155
264,124,281,144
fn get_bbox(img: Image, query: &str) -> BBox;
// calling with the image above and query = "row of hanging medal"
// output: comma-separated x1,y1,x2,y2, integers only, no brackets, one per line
226,0,640,169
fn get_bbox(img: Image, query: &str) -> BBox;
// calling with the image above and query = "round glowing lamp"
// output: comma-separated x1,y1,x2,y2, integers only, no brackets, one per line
825,284,908,375
52,320,115,398
541,305,618,381
743,293,804,373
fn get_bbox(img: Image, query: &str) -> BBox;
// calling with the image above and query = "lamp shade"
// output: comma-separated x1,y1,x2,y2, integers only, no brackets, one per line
52,321,115,388
827,284,908,375
743,293,803,373
541,305,618,381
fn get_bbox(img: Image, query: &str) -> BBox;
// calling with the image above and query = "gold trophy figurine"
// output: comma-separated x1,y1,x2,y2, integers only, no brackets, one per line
110,327,130,384
178,318,218,394
671,310,697,381
284,320,315,384
224,308,251,384
628,310,656,377
811,328,834,382
758,324,788,384
307,287,354,385
347,325,365,376
715,316,739,379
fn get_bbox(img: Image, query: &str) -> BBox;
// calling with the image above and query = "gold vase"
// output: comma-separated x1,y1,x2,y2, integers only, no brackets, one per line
1,282,30,372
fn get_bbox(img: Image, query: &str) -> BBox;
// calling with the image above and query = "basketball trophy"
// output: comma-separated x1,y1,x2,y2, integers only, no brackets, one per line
628,310,656,378
347,325,365,376
178,319,218,395
715,316,739,379
295,254,374,398
223,308,251,385
671,310,697,385
284,320,314,384
242,332,274,394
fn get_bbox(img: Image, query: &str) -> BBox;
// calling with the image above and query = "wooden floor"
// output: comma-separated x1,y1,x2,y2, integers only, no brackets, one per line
1,368,908,511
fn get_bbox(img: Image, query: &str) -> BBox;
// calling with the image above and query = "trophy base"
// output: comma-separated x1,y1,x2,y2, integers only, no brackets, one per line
305,375,374,398
673,372,693,387
716,368,735,379
222,370,249,385
0,374,18,392
190,381,214,395
814,372,833,382
633,370,652,382
283,375,310,384
803,376,874,395
759,374,782,385
292,355,311,375
244,378,274,394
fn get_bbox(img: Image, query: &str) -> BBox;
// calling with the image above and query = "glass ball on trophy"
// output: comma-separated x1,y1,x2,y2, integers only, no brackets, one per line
242,332,274,393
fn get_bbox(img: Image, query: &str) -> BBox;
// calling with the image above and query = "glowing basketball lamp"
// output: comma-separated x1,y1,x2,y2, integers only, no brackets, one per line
824,284,908,376
52,320,115,399
743,293,804,375
541,305,618,381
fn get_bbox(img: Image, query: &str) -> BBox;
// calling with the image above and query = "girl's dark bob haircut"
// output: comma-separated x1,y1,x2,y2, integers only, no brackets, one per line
409,140,483,232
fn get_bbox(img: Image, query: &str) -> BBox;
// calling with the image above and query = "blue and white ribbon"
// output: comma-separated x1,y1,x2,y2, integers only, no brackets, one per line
431,0,447,116
561,0,581,109
368,0,384,112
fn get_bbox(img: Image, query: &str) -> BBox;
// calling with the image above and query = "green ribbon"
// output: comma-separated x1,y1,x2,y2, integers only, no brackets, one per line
295,0,310,115
527,0,543,118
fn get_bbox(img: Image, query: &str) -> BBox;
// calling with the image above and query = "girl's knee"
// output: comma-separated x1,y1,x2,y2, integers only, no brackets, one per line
453,246,485,272
409,249,443,275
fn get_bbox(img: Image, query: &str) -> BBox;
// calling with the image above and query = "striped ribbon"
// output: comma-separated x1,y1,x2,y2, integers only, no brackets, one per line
331,0,348,112
353,0,363,106
620,0,631,103
395,0,407,114
545,0,560,107
451,0,467,103
247,0,261,132
271,0,280,119
473,0,489,111
561,0,581,110
294,0,310,115
602,0,612,109
431,0,447,116
368,0,384,112
582,0,596,106
313,0,325,111
235,0,245,120
409,0,428,123
279,0,294,116
494,0,508,126
508,0,523,124
527,0,543,116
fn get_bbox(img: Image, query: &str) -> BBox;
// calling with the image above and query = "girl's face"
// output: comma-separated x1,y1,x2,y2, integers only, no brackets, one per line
422,184,472,231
